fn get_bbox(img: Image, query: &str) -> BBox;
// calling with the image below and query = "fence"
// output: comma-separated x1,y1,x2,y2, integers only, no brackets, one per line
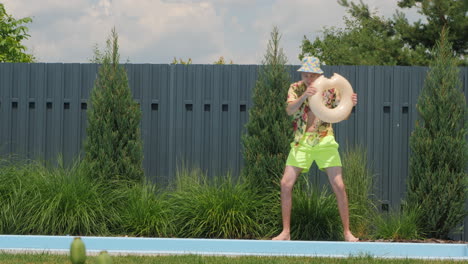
0,63,467,239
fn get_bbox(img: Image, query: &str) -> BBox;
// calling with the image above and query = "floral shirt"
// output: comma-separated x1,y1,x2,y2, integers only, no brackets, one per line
286,81,340,147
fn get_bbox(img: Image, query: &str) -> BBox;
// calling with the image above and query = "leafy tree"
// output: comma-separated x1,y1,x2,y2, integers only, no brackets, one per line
395,0,467,63
214,56,233,64
300,0,428,65
406,28,467,239
241,26,292,191
0,3,34,62
84,28,144,184
171,57,192,64
300,0,467,65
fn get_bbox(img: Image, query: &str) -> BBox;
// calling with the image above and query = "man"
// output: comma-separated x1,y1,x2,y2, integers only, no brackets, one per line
272,56,359,242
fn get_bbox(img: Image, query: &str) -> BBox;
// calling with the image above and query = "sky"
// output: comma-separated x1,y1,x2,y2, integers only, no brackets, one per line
3,0,422,64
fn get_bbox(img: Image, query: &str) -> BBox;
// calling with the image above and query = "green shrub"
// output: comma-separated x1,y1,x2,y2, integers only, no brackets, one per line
115,182,175,237
341,145,376,239
169,167,278,239
372,205,423,240
0,158,34,234
291,175,342,241
0,157,179,237
0,158,119,235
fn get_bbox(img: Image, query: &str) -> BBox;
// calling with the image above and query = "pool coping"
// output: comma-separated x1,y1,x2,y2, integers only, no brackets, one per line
0,235,466,260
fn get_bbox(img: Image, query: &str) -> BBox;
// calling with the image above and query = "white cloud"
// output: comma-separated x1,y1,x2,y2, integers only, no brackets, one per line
1,0,424,64
3,0,225,63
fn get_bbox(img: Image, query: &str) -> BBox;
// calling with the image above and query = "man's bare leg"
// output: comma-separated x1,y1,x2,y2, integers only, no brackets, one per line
325,166,359,242
272,166,303,240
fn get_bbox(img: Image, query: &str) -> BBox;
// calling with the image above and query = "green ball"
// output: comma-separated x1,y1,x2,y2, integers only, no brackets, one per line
70,237,86,264
96,251,113,264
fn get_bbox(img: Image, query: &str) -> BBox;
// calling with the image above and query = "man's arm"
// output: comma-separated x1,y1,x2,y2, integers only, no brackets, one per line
286,96,307,116
286,84,317,116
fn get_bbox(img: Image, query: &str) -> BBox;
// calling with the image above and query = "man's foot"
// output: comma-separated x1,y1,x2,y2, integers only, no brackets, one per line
344,231,359,242
272,231,291,240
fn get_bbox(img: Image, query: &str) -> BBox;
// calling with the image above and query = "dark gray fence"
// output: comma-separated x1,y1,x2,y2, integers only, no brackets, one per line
0,63,467,240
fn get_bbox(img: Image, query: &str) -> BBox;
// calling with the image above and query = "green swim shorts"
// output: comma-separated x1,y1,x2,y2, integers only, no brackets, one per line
286,133,342,173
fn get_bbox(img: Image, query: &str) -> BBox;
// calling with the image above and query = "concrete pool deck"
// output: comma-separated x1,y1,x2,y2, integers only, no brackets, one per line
0,235,466,260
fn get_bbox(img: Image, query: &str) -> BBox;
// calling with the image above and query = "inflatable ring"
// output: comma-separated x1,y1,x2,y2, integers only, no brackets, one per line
308,73,354,123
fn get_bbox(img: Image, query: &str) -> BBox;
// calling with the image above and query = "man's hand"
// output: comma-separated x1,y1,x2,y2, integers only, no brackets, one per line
301,86,317,100
352,93,357,106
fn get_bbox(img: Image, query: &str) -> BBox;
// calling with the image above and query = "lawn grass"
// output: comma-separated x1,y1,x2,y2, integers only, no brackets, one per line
0,253,463,264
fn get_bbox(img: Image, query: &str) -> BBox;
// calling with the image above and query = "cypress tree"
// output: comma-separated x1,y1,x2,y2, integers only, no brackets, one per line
84,28,144,183
241,27,293,191
406,27,467,238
